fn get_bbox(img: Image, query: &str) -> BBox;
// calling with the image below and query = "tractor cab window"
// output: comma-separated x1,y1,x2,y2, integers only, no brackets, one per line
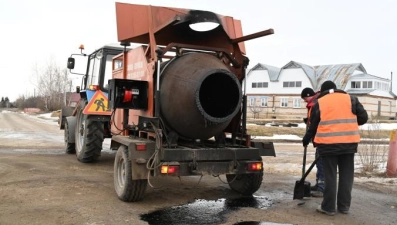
87,52,102,87
87,50,119,91
103,54,116,91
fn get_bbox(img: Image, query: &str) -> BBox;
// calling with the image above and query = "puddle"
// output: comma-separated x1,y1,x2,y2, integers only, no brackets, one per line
141,195,273,225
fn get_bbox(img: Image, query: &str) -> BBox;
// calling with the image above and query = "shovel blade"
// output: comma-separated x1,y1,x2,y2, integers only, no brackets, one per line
293,180,311,199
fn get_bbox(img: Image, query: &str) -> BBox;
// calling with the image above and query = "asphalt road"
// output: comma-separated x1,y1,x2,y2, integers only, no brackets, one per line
0,110,396,225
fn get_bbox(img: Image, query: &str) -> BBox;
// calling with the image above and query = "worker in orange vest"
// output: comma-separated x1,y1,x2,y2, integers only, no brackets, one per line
302,80,368,216
301,87,324,197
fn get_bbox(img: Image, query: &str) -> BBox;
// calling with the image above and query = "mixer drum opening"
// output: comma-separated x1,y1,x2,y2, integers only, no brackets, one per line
198,72,241,120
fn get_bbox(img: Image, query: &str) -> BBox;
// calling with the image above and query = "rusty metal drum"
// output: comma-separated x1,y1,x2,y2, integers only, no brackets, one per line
160,53,242,140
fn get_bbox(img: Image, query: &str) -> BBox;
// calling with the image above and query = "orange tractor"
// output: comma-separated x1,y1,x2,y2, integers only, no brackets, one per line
63,2,276,202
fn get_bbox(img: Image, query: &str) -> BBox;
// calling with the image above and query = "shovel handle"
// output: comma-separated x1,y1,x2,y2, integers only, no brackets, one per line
302,146,307,176
299,157,319,183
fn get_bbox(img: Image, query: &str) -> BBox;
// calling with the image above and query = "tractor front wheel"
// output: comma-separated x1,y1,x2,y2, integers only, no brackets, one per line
75,101,104,163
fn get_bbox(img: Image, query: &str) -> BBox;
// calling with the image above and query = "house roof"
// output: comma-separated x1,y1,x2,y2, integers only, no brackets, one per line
282,61,316,87
249,63,281,81
350,73,390,81
314,63,366,90
345,89,397,99
344,89,374,95
69,93,80,103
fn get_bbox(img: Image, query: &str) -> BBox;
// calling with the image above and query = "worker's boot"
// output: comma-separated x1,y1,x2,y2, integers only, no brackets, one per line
310,183,318,191
311,180,324,197
311,190,324,197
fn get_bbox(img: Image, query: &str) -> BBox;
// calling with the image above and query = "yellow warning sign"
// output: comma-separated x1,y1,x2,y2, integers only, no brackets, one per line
83,90,112,115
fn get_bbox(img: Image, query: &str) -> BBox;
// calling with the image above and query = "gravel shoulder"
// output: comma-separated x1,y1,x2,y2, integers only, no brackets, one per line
0,111,396,225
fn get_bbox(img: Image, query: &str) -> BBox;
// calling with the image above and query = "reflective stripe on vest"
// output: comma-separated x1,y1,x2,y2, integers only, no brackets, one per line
314,93,360,144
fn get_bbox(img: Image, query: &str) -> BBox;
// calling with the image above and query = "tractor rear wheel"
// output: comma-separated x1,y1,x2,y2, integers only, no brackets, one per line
64,119,75,154
75,101,103,163
226,172,263,195
114,145,147,202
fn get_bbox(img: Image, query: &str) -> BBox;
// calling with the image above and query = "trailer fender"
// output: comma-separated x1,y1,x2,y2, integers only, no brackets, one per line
130,159,149,180
65,116,77,143
59,106,75,129
128,144,153,180
128,142,157,180
111,136,155,179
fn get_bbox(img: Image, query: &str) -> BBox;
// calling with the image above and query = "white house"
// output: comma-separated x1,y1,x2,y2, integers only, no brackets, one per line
245,61,396,120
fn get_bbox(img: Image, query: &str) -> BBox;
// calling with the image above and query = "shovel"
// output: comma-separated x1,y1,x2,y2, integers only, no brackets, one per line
293,154,319,200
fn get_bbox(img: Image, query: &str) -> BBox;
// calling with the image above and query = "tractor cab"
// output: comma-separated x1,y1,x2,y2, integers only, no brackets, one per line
67,45,126,94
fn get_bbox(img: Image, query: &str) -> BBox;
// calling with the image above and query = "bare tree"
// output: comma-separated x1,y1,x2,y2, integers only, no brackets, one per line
248,98,263,119
32,58,72,111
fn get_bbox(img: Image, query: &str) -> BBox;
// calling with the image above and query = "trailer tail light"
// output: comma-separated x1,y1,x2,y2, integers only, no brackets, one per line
88,85,100,90
247,162,263,171
161,165,179,174
136,144,146,151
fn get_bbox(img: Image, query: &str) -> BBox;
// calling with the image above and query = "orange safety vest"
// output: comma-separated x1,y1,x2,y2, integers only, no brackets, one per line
314,92,360,144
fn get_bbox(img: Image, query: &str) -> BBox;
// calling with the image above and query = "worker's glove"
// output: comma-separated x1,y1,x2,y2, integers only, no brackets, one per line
303,118,308,124
313,142,318,148
302,135,310,147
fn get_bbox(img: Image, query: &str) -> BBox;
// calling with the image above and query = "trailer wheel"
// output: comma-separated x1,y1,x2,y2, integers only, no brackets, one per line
114,146,147,202
226,172,263,195
75,101,103,163
64,119,75,154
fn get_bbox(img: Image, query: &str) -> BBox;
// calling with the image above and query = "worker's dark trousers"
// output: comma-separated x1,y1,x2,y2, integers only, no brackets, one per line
321,153,355,212
315,150,325,191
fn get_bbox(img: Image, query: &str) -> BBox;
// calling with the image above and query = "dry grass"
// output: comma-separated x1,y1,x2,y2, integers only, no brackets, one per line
246,124,391,139
247,125,305,137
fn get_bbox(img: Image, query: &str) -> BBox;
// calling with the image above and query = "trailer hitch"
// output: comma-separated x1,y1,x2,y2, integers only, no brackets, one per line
232,150,238,170
190,150,198,173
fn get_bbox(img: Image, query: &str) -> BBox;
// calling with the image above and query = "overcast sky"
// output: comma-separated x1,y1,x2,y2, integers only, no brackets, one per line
1,0,396,101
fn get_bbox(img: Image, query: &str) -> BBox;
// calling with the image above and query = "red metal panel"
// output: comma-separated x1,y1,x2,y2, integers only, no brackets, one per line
115,2,245,47
115,3,150,42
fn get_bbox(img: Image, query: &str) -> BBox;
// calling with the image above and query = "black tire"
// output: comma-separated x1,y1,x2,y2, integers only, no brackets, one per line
64,120,76,154
114,146,147,202
75,101,104,163
226,172,263,195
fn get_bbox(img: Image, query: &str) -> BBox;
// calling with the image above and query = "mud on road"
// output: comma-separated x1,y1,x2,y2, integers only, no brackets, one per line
0,110,396,225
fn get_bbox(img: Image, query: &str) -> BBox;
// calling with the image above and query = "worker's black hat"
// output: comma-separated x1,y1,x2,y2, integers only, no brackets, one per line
320,80,337,92
301,87,315,98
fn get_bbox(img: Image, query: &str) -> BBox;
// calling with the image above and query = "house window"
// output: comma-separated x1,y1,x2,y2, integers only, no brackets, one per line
363,81,373,88
252,82,268,88
283,81,301,88
280,98,288,107
351,81,361,88
375,82,380,89
261,97,268,107
390,101,392,113
293,98,301,108
249,97,256,106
